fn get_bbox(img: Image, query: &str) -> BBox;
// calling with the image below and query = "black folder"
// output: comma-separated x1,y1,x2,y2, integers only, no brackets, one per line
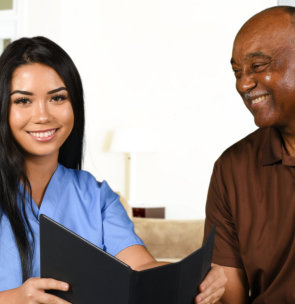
40,214,215,304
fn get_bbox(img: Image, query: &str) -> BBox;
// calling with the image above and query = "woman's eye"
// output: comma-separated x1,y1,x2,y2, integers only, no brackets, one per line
13,97,31,105
51,95,67,102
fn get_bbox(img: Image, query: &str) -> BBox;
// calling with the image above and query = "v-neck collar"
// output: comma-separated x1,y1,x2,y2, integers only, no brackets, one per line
21,164,65,219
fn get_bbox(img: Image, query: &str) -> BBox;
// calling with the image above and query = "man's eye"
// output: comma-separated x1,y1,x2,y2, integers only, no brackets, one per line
252,62,269,71
51,95,67,102
232,68,241,78
13,97,31,104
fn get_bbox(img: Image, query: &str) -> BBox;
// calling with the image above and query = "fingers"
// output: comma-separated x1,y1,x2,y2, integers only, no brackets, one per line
196,286,225,304
195,265,227,304
21,277,71,304
36,290,72,304
33,278,70,292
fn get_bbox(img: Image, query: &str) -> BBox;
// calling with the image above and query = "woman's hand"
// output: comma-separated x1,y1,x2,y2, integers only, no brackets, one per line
1,277,71,304
195,264,227,304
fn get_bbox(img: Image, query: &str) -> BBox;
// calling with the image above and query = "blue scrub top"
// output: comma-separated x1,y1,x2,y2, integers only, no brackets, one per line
0,164,143,291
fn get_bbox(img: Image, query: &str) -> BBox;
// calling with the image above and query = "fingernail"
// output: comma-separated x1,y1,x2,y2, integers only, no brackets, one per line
62,283,69,290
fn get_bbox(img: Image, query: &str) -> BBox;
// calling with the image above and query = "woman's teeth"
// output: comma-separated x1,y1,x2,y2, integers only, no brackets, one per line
29,129,56,138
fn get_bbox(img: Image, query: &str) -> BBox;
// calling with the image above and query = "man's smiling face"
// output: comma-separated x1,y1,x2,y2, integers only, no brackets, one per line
231,8,295,133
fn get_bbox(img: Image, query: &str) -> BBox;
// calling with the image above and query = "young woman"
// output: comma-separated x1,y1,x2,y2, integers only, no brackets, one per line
0,36,225,304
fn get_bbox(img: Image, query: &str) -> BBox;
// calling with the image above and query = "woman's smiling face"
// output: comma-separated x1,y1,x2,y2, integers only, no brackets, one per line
9,63,74,161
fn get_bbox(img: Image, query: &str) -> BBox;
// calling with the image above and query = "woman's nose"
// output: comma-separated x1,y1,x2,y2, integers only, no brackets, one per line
32,100,51,123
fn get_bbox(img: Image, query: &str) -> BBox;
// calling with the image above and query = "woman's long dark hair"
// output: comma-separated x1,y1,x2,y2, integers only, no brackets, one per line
0,36,85,281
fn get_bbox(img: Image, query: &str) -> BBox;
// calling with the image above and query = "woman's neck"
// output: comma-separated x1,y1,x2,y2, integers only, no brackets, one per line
24,154,59,208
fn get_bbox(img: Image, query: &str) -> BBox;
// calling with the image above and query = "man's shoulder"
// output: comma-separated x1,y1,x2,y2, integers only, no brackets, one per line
218,127,270,164
225,127,267,151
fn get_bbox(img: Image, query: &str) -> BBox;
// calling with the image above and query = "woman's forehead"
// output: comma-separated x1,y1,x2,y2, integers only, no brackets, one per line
11,63,65,91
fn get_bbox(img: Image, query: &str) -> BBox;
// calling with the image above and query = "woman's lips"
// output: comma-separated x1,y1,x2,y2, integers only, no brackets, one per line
28,128,58,141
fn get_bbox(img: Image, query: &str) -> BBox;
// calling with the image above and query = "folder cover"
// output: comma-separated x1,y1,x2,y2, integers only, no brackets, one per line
40,214,215,304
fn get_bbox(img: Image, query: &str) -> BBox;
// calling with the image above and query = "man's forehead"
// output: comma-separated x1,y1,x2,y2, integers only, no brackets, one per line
242,7,291,29
232,14,294,62
236,8,292,43
230,51,272,65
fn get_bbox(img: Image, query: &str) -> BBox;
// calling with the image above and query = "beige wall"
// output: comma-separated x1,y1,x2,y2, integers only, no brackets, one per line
0,0,12,10
16,0,276,219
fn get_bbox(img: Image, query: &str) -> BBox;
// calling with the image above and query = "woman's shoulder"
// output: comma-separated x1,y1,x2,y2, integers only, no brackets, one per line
59,164,96,182
58,164,113,195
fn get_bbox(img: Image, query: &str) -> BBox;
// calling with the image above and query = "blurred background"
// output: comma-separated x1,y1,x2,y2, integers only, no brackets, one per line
0,0,290,219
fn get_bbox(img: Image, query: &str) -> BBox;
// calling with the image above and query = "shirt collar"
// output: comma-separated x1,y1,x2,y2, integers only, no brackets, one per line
262,127,283,166
262,127,295,166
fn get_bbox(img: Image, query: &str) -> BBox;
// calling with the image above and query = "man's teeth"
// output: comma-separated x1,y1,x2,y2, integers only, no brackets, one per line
252,95,268,105
29,129,56,138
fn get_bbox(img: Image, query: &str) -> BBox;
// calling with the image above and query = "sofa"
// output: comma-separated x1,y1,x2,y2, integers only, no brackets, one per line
119,194,205,262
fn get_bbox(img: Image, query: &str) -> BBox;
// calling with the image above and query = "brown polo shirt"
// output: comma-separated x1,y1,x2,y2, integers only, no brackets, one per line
204,127,295,303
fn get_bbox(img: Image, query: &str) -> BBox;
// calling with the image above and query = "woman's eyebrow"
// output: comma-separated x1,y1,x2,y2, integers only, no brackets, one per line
10,87,68,96
47,87,67,94
10,90,33,96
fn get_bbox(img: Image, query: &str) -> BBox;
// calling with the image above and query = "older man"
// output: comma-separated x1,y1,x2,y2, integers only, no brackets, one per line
204,5,295,303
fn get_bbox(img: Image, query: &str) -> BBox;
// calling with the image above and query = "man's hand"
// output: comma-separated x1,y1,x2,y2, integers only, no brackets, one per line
195,264,227,304
117,246,229,303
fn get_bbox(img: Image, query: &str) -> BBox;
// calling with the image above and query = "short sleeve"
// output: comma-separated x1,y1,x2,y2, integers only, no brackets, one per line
203,158,243,268
99,181,144,256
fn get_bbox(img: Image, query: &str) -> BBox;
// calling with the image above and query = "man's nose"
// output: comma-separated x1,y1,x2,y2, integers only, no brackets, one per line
32,100,51,123
236,73,257,94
